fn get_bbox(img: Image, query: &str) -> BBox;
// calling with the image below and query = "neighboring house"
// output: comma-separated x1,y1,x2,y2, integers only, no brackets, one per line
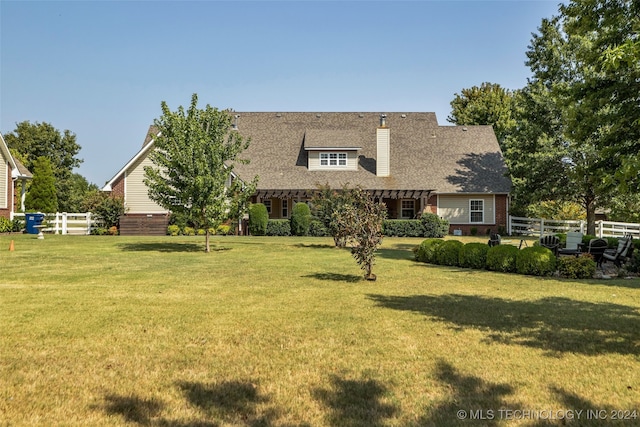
0,132,32,219
103,112,511,235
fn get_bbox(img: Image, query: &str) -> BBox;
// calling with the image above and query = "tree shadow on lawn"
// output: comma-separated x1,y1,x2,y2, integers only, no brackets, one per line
367,294,640,356
118,242,229,253
101,379,308,426
312,375,398,427
414,360,523,427
302,272,363,283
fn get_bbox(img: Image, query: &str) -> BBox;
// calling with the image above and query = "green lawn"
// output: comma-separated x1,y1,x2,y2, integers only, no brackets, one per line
1,234,639,426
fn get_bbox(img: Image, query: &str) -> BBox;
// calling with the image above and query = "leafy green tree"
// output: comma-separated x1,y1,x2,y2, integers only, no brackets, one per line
82,191,125,229
447,82,516,148
503,1,639,234
66,173,99,212
4,121,83,211
144,93,258,252
25,156,58,212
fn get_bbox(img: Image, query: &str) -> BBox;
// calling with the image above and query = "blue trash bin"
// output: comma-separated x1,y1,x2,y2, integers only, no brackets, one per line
26,213,45,234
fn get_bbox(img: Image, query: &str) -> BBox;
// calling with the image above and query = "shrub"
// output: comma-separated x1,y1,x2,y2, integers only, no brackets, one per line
290,203,311,236
0,217,11,233
581,234,597,246
217,224,232,235
486,245,519,273
435,240,464,266
308,219,329,237
197,228,206,236
558,254,596,279
108,226,119,236
266,219,291,236
459,242,489,269
91,227,108,235
12,218,24,232
421,213,449,238
167,224,181,236
516,246,557,276
383,220,425,237
183,226,195,236
248,203,268,236
415,238,445,263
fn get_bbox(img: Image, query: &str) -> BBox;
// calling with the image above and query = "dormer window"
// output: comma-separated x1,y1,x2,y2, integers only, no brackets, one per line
320,152,347,167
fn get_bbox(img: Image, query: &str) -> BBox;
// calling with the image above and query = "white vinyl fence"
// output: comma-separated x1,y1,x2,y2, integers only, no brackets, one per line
508,216,640,238
11,212,97,235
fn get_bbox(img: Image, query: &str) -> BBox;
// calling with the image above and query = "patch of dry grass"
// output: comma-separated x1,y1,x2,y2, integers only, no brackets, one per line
0,234,638,426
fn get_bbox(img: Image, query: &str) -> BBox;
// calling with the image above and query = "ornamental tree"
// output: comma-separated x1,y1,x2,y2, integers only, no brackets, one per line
144,94,258,252
329,187,387,280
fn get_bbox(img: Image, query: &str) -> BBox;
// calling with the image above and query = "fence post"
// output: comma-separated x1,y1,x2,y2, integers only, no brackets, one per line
86,212,92,235
540,218,545,236
62,212,68,235
507,215,511,235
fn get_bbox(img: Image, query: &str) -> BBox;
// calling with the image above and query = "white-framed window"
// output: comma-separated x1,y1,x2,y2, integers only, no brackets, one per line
263,199,272,215
401,199,415,219
470,199,484,223
320,152,347,167
282,200,289,218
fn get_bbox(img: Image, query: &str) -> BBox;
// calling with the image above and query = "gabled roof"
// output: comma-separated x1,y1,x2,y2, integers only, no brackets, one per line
0,132,32,180
102,126,158,191
104,112,512,196
231,112,511,195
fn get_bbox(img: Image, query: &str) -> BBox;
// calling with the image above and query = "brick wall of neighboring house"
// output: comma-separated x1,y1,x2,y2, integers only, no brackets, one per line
111,175,125,198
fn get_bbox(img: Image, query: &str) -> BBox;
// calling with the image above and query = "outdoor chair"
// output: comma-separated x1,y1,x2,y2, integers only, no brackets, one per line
586,238,608,269
539,235,560,256
558,231,584,257
602,236,634,267
488,233,501,247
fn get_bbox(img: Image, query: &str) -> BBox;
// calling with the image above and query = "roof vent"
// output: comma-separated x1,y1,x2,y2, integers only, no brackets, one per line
232,115,240,130
380,113,387,127
462,127,468,131
316,113,321,118
401,114,407,118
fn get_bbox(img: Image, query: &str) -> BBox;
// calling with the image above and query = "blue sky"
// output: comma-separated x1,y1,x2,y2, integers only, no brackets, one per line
1,0,562,187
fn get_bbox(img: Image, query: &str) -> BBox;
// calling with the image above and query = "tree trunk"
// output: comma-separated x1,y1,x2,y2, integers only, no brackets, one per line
585,197,596,236
205,229,211,253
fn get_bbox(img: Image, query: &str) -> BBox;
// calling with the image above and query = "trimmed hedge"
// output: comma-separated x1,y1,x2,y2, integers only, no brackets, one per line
516,246,557,276
486,245,519,273
249,203,268,236
383,220,425,237
266,219,291,236
558,254,596,279
308,219,330,237
459,242,489,269
421,213,449,238
435,240,464,266
291,203,311,236
415,238,445,263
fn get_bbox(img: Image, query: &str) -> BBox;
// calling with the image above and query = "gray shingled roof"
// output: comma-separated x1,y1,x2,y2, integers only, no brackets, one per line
229,112,511,196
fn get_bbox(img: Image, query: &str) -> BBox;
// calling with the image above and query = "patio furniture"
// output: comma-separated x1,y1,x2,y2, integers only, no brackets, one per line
539,235,560,256
558,231,584,257
602,236,634,267
586,238,608,269
488,233,501,247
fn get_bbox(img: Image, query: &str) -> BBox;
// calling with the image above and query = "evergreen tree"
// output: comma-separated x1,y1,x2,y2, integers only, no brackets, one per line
25,156,58,212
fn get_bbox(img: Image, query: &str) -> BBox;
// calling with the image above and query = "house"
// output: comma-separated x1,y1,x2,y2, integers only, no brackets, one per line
103,112,511,235
0,132,32,219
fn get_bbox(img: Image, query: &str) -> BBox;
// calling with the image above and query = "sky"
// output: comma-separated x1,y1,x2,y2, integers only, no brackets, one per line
1,0,563,187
